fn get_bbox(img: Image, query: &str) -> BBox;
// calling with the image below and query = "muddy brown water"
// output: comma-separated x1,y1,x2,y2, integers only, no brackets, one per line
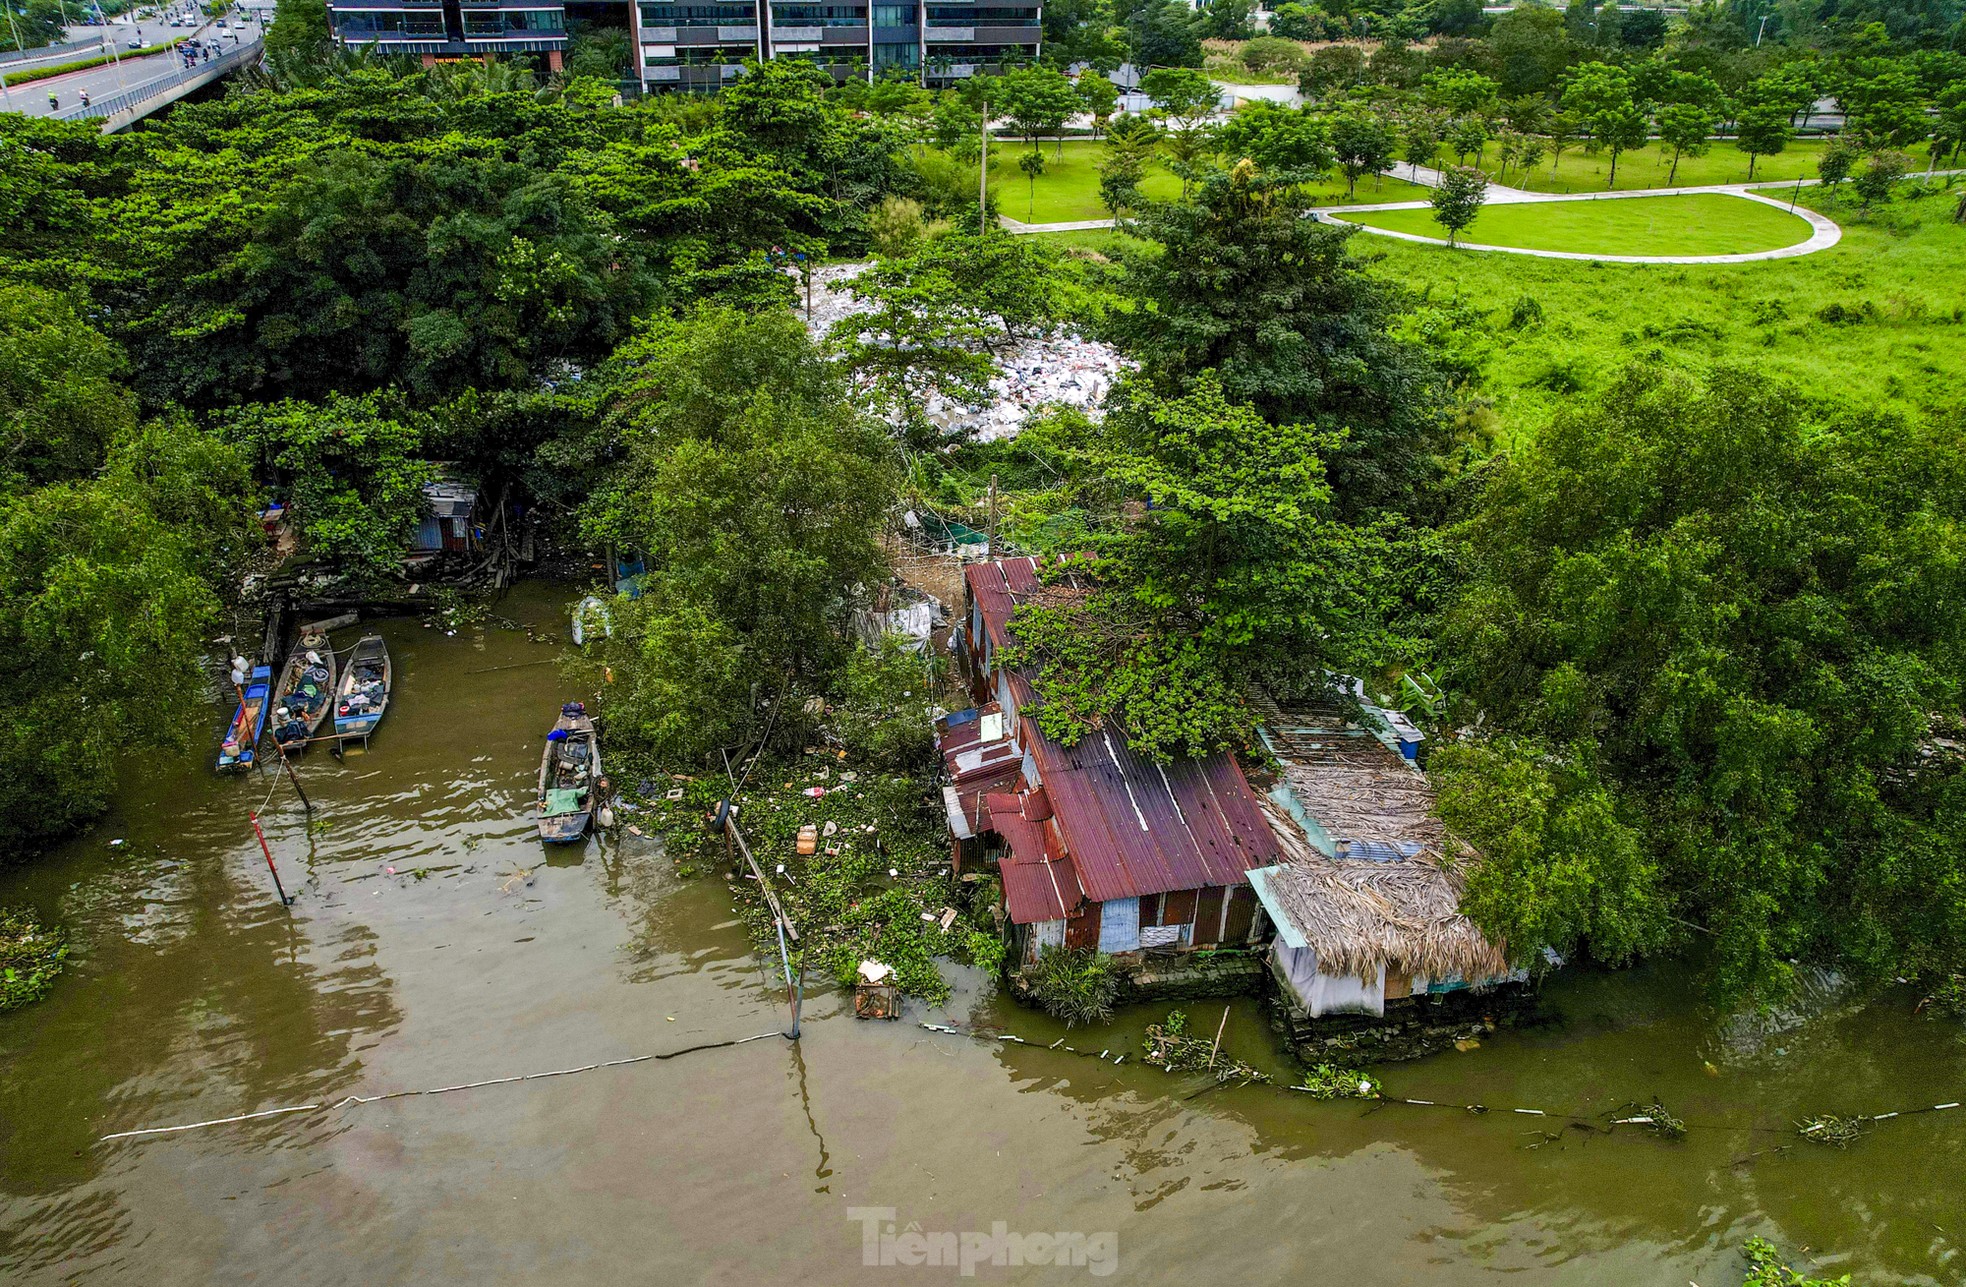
1,582,1961,1285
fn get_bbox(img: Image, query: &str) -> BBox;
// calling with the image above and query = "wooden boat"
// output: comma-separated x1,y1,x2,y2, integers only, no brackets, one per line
217,664,272,771
536,702,601,843
270,632,336,755
334,634,391,743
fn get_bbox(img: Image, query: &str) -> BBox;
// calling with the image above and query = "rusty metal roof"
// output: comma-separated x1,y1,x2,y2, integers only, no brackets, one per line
1025,714,1278,904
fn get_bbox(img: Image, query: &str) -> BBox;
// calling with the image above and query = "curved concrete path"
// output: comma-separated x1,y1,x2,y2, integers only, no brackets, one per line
1317,184,1843,265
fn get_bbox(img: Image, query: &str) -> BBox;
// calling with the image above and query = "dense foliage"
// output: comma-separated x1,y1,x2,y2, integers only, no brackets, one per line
1436,365,1966,1001
583,308,897,764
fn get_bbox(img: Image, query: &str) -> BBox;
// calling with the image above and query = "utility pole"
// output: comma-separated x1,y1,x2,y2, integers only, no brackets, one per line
985,473,998,559
978,97,988,235
1755,13,1770,46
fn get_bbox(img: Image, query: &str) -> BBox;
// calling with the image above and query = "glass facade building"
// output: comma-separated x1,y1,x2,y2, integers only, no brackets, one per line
326,0,569,64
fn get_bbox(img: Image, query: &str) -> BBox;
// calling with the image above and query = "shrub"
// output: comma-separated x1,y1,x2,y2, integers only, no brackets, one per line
832,634,940,772
868,196,929,258
1025,946,1119,1026
1241,35,1308,74
1299,1063,1382,1099
1507,294,1544,330
0,906,67,1012
1740,1237,1850,1286
3,37,187,88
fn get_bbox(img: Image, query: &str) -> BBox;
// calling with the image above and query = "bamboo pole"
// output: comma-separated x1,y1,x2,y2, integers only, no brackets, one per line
1208,1005,1229,1069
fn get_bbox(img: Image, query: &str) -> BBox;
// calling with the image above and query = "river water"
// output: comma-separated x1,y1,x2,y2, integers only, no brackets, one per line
1,582,1960,1286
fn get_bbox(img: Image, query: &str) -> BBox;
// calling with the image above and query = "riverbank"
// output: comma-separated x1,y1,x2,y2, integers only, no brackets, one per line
1,581,1961,1286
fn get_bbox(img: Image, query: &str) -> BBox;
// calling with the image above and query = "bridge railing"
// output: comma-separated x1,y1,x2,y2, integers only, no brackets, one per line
52,38,262,123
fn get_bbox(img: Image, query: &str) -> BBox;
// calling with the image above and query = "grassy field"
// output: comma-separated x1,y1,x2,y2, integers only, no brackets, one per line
1340,193,1816,256
987,139,1422,223
1351,188,1966,447
1456,137,1940,194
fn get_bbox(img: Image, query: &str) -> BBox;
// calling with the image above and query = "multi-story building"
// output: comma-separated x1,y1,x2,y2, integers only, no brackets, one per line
324,0,1035,89
326,0,569,69
631,0,1040,92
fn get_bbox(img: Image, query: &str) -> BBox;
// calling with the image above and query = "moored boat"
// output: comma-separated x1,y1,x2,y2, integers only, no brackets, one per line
536,702,601,843
218,664,272,771
270,633,336,754
334,634,392,744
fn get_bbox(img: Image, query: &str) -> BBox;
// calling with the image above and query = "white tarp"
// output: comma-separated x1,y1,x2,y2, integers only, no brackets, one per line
1275,943,1386,1017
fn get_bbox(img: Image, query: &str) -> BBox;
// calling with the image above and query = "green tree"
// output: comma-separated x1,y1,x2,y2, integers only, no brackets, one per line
1005,374,1399,759
0,292,257,854
1,283,135,492
1428,164,1488,245
263,0,331,60
1112,160,1446,517
1125,0,1202,68
1852,148,1907,207
1201,0,1254,39
1399,111,1444,179
996,64,1079,158
828,256,998,449
1734,103,1791,179
1214,101,1333,178
1140,66,1219,188
1657,101,1715,185
1328,108,1395,196
1563,64,1649,186
1098,139,1146,219
217,394,436,580
6,0,65,49
1077,71,1119,141
1267,2,1323,40
584,308,896,764
1016,148,1047,219
1816,133,1859,188
1422,67,1501,117
1489,3,1574,98
1443,364,1966,1001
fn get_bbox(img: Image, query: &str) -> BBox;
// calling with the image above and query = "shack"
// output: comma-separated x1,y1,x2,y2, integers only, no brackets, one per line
937,557,1279,1002
411,480,479,558
1248,692,1538,1062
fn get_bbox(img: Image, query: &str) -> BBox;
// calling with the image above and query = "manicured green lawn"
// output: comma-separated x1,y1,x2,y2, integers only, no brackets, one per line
1351,189,1966,448
983,139,1422,223
1459,136,1938,194
1340,193,1816,256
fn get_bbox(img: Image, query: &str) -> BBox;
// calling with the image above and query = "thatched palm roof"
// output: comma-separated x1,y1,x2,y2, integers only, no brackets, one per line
1254,700,1509,983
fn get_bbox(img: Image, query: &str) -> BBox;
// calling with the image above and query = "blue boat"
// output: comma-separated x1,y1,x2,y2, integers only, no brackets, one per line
218,664,272,771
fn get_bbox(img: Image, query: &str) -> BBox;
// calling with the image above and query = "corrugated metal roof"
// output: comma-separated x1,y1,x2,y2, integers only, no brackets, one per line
1026,714,1278,904
1001,852,1081,924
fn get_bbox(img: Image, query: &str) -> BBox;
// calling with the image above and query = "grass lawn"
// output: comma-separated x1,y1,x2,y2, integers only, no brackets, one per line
1460,137,1939,194
984,139,1422,223
1341,193,1816,256
1352,188,1966,448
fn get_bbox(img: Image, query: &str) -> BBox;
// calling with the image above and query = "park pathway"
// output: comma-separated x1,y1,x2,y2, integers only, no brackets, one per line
999,170,1886,265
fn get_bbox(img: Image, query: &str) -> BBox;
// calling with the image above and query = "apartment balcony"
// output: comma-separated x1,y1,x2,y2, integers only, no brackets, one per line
923,25,972,38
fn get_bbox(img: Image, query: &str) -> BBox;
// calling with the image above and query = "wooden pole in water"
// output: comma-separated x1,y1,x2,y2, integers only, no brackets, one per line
1208,1005,1230,1069
249,812,291,906
274,742,313,825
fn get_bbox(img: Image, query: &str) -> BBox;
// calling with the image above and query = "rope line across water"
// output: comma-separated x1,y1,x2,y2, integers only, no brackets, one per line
98,1032,786,1144
916,1023,1965,1145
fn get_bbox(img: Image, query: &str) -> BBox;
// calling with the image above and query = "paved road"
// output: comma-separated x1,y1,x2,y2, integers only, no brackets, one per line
4,13,257,117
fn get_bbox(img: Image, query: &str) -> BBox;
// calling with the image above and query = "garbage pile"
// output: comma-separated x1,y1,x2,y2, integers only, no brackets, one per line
792,262,1129,443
